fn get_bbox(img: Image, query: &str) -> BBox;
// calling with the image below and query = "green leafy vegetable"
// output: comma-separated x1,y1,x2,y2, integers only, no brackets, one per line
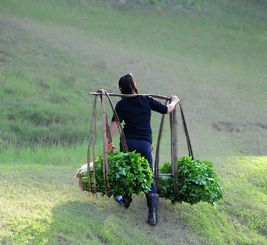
159,156,223,205
80,151,153,197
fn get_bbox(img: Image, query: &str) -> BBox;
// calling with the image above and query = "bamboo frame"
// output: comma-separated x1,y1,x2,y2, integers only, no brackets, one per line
99,90,110,190
87,90,191,196
170,108,178,195
89,91,171,101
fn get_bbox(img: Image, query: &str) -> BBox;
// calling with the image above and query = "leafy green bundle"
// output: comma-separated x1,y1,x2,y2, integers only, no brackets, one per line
159,156,223,205
80,151,153,197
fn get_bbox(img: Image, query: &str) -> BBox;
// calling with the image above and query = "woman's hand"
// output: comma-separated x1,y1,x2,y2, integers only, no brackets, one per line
170,95,180,104
107,143,116,152
167,95,180,113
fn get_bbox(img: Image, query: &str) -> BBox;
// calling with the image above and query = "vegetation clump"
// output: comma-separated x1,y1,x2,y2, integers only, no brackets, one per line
159,156,223,205
79,151,153,197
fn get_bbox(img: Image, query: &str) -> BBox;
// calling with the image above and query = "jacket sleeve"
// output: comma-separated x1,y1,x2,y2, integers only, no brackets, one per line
148,96,168,114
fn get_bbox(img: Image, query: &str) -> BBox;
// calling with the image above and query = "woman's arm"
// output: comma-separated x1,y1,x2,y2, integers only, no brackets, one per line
167,95,180,113
108,121,118,151
110,120,118,138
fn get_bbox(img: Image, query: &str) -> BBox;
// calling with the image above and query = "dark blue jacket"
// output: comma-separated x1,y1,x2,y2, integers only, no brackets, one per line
112,95,167,143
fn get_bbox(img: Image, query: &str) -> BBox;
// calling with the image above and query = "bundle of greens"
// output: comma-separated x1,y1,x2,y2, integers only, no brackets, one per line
159,156,223,205
77,151,153,197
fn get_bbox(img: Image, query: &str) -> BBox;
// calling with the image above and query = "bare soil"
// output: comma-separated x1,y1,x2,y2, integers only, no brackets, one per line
112,195,205,244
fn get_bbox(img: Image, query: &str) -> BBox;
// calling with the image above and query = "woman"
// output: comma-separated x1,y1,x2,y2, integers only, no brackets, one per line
108,73,179,226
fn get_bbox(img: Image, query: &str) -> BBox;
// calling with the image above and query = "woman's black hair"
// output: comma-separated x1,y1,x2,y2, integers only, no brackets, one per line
118,73,138,94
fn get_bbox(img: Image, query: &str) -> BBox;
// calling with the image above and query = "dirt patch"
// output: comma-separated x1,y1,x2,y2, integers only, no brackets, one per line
212,121,243,133
95,233,108,244
212,121,267,133
0,56,6,64
114,196,206,245
0,50,8,64
254,122,267,130
99,0,203,12
37,79,50,90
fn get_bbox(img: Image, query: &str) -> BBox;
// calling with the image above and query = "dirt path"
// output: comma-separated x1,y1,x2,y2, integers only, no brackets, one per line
108,195,205,245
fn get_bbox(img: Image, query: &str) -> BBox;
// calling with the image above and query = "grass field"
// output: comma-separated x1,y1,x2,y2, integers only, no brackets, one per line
0,0,267,244
0,146,266,244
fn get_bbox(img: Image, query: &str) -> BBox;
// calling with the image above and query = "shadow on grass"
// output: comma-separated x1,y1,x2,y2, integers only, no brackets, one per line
32,197,205,245
33,199,159,245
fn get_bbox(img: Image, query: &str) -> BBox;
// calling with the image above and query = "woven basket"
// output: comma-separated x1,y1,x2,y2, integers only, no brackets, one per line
76,162,94,191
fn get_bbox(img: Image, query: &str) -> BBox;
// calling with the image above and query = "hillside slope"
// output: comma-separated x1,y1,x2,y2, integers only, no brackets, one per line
0,0,267,157
0,1,267,244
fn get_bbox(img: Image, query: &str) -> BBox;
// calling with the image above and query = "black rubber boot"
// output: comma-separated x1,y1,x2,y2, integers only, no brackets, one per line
115,195,132,209
146,193,159,226
123,195,132,209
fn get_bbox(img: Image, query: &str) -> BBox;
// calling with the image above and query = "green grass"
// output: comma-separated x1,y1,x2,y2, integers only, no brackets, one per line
0,145,199,244
0,146,266,244
175,156,267,244
1,0,267,244
0,163,157,244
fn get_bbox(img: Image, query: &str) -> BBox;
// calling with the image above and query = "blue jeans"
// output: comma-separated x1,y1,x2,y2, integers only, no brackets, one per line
121,139,157,193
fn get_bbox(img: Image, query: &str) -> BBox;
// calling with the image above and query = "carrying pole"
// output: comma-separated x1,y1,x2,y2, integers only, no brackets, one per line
89,92,170,101
178,102,194,159
154,100,168,190
99,89,110,189
170,108,178,196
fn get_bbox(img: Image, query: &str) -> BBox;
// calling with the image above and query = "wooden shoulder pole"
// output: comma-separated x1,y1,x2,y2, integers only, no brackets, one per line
170,108,178,196
100,90,109,189
154,113,166,189
89,92,170,101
